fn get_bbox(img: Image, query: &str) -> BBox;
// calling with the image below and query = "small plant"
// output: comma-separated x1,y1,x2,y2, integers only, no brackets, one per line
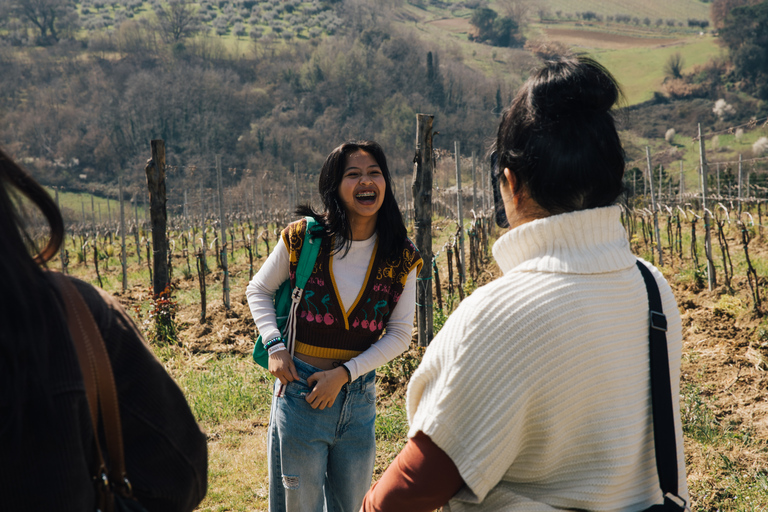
433,306,448,334
713,295,743,318
378,347,423,394
146,285,179,344
681,382,719,443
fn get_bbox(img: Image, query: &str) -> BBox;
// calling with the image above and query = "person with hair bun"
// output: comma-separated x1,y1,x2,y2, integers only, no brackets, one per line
361,56,688,511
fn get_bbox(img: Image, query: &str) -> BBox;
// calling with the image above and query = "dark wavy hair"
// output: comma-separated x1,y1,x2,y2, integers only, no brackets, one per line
297,140,407,260
494,55,626,214
0,148,65,433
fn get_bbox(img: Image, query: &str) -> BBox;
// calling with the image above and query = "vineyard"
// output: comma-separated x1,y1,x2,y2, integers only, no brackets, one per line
34,168,767,510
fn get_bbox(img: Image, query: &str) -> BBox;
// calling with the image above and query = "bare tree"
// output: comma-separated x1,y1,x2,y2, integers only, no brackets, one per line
497,0,531,25
10,0,77,45
154,0,201,44
664,52,685,79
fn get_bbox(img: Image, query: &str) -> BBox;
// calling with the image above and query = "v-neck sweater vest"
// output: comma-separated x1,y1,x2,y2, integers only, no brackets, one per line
283,219,423,360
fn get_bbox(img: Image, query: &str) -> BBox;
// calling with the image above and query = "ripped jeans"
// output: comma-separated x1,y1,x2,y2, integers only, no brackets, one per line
268,357,376,512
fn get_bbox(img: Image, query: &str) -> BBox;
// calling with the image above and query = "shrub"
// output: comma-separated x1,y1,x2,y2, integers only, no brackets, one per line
753,137,768,156
713,99,736,120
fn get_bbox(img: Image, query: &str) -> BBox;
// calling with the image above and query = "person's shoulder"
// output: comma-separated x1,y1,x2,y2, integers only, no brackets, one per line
403,237,421,257
283,218,308,236
282,218,310,248
66,275,117,318
399,237,423,272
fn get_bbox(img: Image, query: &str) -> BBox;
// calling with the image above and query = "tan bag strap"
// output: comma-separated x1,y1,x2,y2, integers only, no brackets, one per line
51,273,132,497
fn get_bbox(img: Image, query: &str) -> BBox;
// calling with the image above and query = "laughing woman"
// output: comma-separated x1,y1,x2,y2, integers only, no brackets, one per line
246,140,422,512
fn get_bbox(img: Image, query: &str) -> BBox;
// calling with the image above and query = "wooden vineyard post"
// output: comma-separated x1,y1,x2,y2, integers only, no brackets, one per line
145,139,169,297
119,175,127,293
698,124,715,290
55,188,68,274
216,155,230,309
646,147,663,266
413,113,435,347
133,195,141,266
679,161,684,203
454,141,465,290
432,258,443,312
93,244,102,288
293,163,299,211
472,151,477,214
738,154,743,217
402,176,408,226
447,244,454,297
453,239,465,301
196,250,207,322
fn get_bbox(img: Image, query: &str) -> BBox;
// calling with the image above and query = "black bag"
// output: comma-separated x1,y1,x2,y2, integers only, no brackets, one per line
636,262,688,512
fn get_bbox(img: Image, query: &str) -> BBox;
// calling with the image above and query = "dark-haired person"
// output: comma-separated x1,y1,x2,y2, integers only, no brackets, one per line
361,57,689,511
246,140,422,512
0,148,208,511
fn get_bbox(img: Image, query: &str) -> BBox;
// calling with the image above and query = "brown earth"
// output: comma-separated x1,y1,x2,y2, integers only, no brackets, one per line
108,223,767,507
542,27,682,49
425,17,472,33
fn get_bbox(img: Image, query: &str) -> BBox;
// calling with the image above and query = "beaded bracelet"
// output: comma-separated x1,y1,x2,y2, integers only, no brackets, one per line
264,336,284,350
341,364,352,384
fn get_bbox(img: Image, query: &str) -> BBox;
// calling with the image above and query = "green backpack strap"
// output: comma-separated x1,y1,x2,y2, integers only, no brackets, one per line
253,216,324,370
296,216,322,288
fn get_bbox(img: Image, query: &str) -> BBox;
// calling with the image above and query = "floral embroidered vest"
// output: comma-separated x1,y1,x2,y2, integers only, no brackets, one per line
282,218,423,360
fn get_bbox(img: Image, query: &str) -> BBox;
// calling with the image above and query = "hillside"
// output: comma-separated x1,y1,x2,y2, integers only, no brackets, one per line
0,0,736,205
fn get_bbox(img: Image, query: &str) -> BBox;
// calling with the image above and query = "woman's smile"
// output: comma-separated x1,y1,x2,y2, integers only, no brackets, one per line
339,150,386,233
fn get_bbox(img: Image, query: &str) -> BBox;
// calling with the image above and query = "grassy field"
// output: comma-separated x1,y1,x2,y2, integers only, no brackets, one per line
44,186,147,224
592,35,723,104
46,199,768,510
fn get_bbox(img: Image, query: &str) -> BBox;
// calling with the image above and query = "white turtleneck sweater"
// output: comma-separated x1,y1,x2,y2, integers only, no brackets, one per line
406,206,688,511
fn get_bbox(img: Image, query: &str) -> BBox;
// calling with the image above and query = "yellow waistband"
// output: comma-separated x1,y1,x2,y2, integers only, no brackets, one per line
294,341,364,360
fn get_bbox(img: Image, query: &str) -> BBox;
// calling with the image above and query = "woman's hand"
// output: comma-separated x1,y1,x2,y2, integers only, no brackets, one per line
268,350,299,385
305,367,349,409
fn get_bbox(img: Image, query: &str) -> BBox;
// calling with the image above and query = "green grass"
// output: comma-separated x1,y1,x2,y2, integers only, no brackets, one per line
682,381,768,510
592,36,723,105
45,185,147,223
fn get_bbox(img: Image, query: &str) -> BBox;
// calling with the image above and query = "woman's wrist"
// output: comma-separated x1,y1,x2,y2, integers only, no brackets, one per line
340,363,352,383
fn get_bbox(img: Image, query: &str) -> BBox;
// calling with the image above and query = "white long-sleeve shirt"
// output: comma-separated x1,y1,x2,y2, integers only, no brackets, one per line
246,233,417,382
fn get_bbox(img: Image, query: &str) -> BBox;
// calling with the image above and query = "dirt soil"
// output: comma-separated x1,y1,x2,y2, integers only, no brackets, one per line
125,227,768,502
158,238,768,451
543,27,682,49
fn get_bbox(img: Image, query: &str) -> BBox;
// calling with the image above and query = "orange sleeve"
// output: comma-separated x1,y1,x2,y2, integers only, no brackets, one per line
361,431,464,512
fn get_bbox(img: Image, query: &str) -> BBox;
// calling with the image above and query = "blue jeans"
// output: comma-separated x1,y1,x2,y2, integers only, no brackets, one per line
268,357,376,512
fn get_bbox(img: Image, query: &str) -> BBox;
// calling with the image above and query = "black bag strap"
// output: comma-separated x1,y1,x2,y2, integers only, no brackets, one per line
635,261,679,497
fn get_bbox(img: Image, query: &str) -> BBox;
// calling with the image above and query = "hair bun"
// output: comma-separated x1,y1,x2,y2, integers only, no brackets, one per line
528,57,620,118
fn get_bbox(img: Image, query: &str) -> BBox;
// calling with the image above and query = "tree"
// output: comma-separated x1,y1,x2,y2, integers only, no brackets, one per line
426,51,445,108
470,7,497,39
10,0,78,45
154,0,201,44
469,7,522,47
664,52,685,79
711,0,754,29
497,0,531,25
719,2,768,96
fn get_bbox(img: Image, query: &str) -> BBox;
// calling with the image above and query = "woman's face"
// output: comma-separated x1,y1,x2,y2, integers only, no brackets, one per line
338,150,386,225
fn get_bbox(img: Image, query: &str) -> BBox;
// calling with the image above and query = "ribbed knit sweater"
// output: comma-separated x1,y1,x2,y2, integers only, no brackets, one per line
406,206,688,511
